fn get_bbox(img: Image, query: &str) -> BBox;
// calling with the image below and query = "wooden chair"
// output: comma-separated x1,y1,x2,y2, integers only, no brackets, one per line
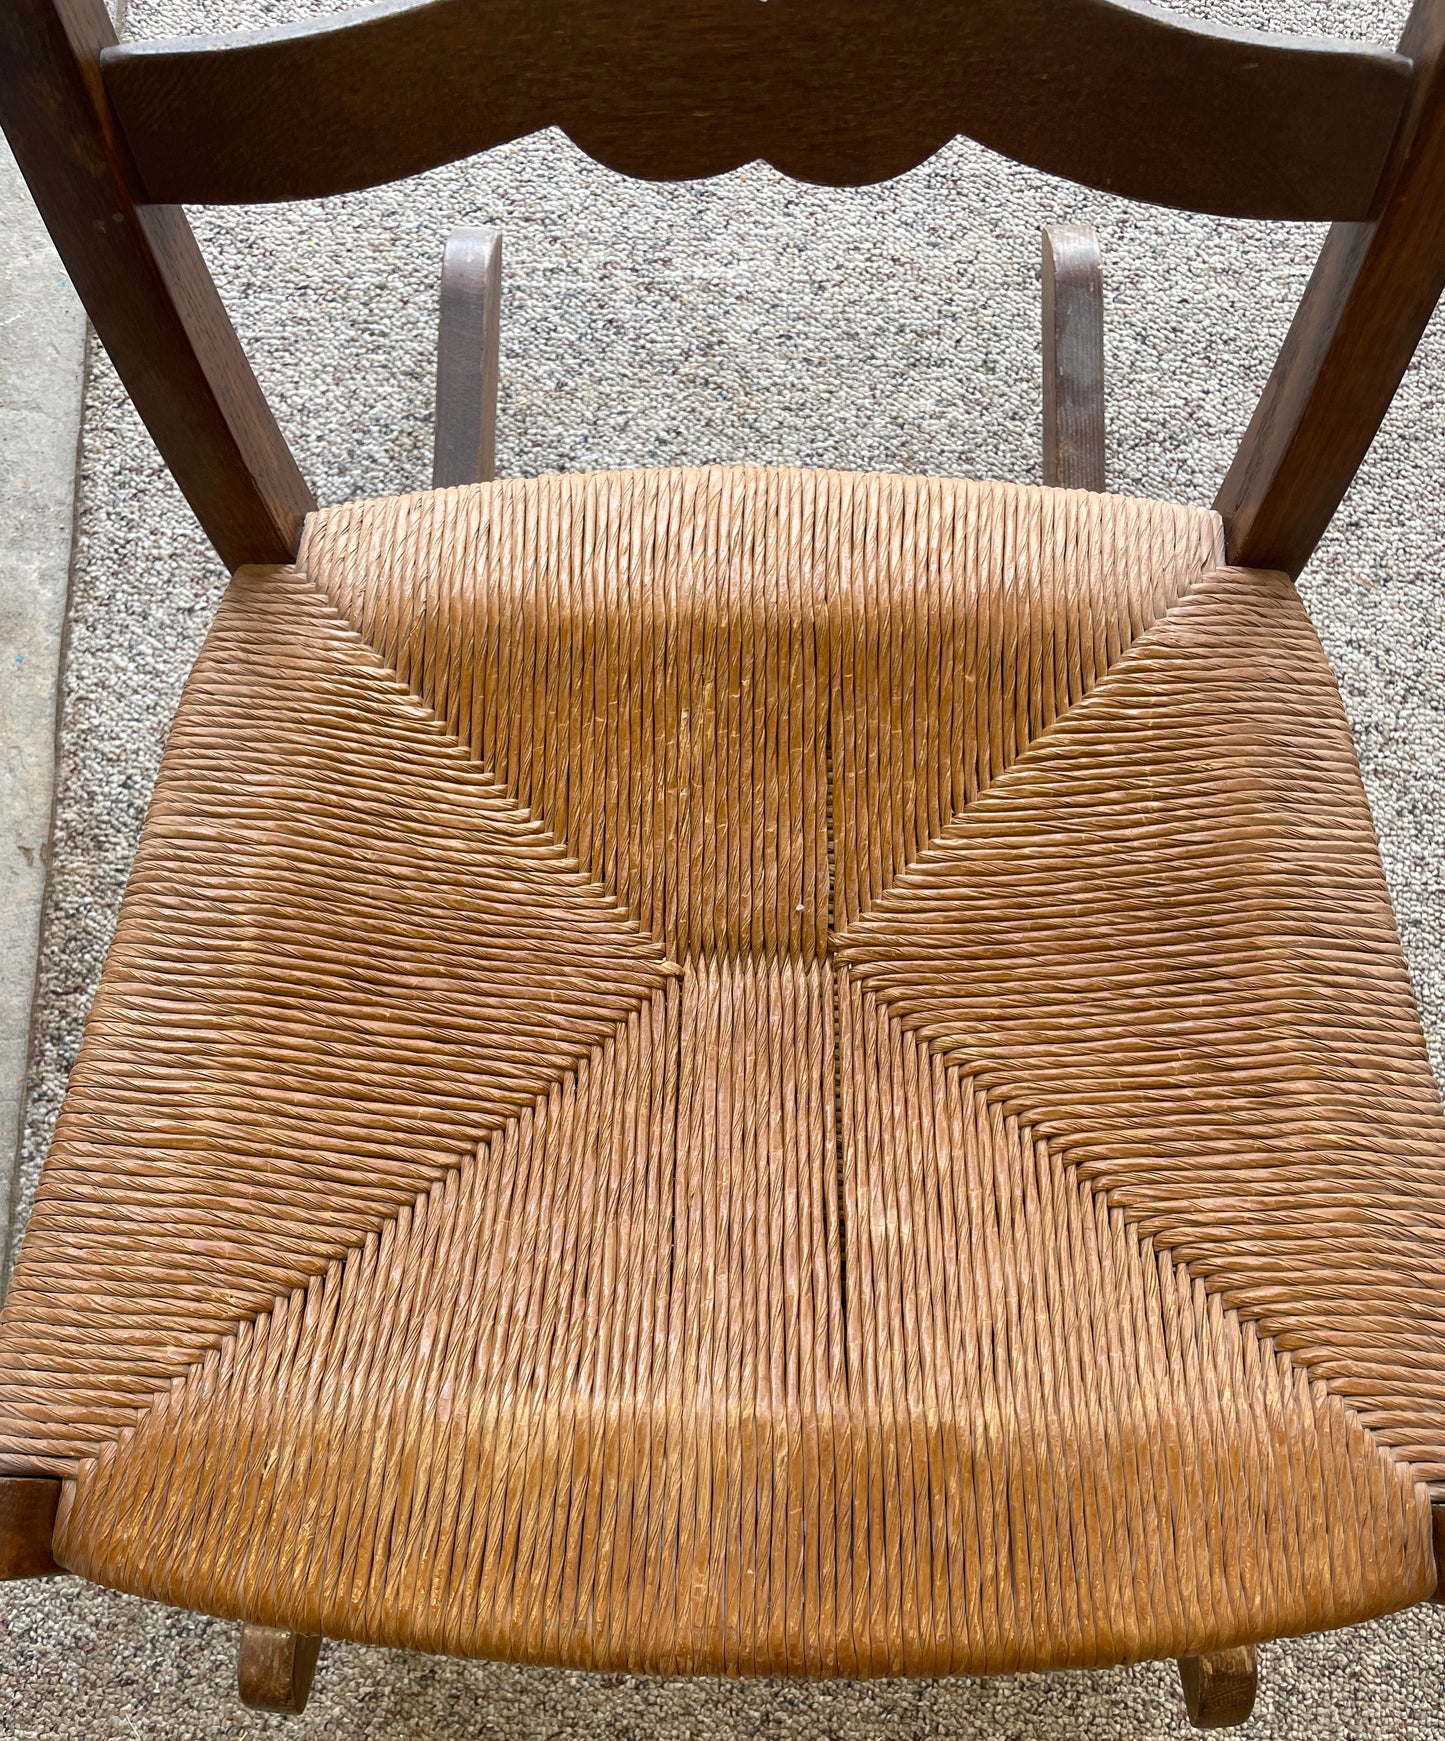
3,0,1445,1727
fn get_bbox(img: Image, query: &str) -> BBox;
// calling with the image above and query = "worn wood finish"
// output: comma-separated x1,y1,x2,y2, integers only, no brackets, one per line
1217,0,1445,575
1177,1646,1259,1729
238,1625,321,1713
0,0,314,571
0,1478,59,1580
97,0,1409,218
1042,224,1106,492
433,229,502,490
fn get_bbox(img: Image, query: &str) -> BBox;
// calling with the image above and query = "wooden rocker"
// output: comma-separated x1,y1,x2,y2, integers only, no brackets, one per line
4,0,1445,1728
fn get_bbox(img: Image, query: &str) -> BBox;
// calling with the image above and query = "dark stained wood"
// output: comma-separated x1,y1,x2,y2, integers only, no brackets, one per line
1432,1498,1445,1598
1177,1646,1259,1730
237,1625,322,1713
0,1478,60,1580
98,0,1409,219
1217,0,1445,575
0,0,314,571
433,228,502,489
1042,224,1106,492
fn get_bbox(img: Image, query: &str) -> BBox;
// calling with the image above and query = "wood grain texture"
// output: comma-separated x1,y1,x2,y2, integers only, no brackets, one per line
3,469,1440,1674
0,1478,59,1580
1178,1646,1258,1729
1217,0,1445,574
433,229,501,490
98,0,1409,218
1041,225,1106,492
238,1626,322,1713
0,0,314,570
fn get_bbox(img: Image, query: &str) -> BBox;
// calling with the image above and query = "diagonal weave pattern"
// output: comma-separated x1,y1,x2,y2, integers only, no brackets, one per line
839,564,1445,1475
53,964,1434,1674
1,467,1441,1676
0,567,673,1462
305,470,1213,949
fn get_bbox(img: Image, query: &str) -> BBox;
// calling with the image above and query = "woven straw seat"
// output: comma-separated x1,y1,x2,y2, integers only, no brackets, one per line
1,465,1442,1677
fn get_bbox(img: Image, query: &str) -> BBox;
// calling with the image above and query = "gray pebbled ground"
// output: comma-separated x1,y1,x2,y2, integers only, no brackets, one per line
3,0,1444,1734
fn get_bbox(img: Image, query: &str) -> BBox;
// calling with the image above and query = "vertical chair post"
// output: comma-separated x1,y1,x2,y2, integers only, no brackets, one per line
238,1625,322,1714
1217,0,1445,574
1177,1646,1259,1730
432,227,502,489
1041,223,1106,492
0,0,314,569
0,1478,60,1580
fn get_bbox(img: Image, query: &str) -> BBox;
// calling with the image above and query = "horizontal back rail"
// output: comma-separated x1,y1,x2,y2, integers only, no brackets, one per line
101,0,1410,219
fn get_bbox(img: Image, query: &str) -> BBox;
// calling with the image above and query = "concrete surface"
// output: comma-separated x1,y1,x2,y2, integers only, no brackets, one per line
0,132,85,1290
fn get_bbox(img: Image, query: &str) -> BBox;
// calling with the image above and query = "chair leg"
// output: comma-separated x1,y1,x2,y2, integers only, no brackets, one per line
1177,1644,1258,1730
0,1477,60,1579
432,226,502,489
237,1624,323,1714
1041,223,1106,492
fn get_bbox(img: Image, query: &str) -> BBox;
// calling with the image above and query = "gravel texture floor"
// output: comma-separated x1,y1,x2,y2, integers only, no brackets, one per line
4,0,1445,1734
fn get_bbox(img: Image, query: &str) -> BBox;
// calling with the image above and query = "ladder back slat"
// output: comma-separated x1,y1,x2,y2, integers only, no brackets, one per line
99,0,1410,219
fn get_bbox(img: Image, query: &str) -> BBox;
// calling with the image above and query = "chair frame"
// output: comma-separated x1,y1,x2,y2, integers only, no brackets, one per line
0,0,1444,574
4,0,1445,1725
